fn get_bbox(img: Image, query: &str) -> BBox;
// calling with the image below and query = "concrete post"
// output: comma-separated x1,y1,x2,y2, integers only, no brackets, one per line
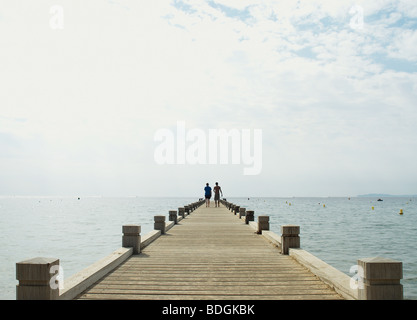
357,257,403,300
154,216,166,234
281,225,300,255
245,210,254,224
234,205,240,215
169,210,178,224
257,216,270,234
239,207,246,219
16,257,60,300
122,225,141,254
184,205,190,215
178,207,185,218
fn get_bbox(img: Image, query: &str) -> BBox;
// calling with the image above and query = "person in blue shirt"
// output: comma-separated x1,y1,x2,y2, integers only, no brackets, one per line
204,183,212,207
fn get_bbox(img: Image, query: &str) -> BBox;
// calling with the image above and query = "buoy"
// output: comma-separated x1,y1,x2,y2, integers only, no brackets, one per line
289,203,291,206
323,204,325,208
399,209,403,215
372,206,374,210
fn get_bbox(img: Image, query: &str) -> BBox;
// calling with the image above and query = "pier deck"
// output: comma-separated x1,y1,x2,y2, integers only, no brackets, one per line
77,205,342,300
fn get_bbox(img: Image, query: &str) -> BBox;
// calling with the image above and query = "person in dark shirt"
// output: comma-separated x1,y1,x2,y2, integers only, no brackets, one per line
204,183,212,207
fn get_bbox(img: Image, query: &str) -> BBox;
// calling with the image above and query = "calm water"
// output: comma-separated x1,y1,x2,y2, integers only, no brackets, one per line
0,196,415,300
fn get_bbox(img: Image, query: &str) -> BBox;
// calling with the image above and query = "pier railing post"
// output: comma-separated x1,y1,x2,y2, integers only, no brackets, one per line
122,225,141,254
178,207,185,218
233,205,240,215
257,216,269,234
169,210,178,224
154,216,166,234
16,257,60,300
239,207,246,219
281,225,300,255
357,257,403,300
245,210,254,224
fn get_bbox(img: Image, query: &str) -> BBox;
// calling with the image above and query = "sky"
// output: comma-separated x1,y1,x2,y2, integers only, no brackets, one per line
0,0,417,198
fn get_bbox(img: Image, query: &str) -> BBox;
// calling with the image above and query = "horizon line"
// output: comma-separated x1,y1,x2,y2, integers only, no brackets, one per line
1,194,416,198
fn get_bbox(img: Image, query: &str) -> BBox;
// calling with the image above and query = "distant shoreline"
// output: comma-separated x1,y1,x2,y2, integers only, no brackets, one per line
357,194,417,198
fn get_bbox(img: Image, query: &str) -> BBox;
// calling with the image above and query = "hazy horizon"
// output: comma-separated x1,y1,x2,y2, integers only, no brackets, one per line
1,193,416,199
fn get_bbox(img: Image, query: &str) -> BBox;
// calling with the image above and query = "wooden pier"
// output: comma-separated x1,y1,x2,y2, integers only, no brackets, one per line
78,204,340,300
16,199,404,300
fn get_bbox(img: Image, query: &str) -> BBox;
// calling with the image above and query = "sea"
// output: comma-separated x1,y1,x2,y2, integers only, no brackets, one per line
0,196,416,300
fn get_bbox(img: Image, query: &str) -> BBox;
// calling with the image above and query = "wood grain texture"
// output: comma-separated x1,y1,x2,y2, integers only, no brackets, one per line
77,205,342,300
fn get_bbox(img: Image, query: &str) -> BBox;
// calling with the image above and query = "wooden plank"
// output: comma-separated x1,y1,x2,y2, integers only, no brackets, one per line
83,288,338,296
101,274,319,280
78,293,342,300
88,278,331,287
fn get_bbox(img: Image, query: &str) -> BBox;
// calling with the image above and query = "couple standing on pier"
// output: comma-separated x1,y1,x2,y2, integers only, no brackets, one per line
204,182,223,207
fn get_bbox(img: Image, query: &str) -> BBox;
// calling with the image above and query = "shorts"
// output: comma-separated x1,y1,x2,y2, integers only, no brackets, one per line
214,194,220,200
205,194,211,199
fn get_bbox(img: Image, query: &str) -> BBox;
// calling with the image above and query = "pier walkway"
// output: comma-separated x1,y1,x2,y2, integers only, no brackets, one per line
76,204,342,300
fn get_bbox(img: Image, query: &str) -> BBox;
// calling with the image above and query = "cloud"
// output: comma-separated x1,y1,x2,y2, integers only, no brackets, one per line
0,0,416,196
387,28,417,61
